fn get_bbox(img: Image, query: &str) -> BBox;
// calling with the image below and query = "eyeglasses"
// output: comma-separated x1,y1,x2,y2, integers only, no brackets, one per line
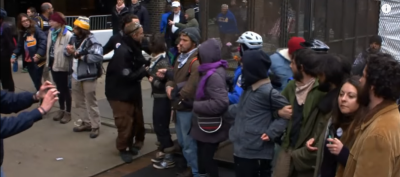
21,19,30,23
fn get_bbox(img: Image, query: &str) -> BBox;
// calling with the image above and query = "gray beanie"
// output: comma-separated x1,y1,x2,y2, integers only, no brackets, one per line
181,27,201,45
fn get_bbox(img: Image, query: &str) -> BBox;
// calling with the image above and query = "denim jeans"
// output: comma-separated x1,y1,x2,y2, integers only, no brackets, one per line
27,64,44,91
175,111,198,177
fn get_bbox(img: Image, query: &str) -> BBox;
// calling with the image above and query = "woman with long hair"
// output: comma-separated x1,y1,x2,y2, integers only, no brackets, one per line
11,13,47,91
307,76,365,177
46,11,73,123
112,0,129,35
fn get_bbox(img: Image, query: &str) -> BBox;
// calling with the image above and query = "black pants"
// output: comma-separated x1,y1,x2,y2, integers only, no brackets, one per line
234,156,272,177
197,141,220,177
0,58,15,92
22,59,28,68
51,71,72,112
153,97,173,151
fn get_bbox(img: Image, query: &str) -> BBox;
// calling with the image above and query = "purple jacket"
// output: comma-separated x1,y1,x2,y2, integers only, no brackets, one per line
190,39,230,143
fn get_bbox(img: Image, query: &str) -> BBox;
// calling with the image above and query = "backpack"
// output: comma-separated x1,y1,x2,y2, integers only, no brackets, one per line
34,16,44,30
0,23,17,46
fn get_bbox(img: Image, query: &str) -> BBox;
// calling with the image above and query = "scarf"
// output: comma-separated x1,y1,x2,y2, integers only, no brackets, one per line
196,60,228,100
51,28,61,42
149,52,166,71
295,78,316,105
177,48,197,68
116,3,125,14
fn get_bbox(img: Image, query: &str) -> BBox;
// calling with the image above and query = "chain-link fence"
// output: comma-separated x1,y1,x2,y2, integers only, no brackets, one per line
200,0,380,65
379,0,400,61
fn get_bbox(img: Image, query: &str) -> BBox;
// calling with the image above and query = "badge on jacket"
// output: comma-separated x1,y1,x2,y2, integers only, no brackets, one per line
115,43,121,49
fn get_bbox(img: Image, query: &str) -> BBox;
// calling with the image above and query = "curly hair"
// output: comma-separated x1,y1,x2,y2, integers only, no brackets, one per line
365,53,400,101
17,13,36,34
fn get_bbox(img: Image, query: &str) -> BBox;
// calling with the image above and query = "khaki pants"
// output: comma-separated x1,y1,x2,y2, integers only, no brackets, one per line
71,78,101,128
108,100,145,151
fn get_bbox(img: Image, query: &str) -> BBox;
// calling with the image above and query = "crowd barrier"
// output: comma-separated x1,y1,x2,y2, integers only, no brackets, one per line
66,15,112,31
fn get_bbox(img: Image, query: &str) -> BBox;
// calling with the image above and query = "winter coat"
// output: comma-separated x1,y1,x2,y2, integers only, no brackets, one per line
227,50,289,160
13,26,47,67
112,5,129,35
342,101,400,177
105,35,149,103
270,48,293,91
129,4,150,33
190,39,229,143
65,33,103,81
175,8,199,30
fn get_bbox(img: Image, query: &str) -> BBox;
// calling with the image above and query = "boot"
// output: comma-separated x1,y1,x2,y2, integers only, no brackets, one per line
60,112,72,124
53,110,65,121
90,128,100,139
130,141,143,156
119,150,133,163
73,122,92,132
176,168,193,177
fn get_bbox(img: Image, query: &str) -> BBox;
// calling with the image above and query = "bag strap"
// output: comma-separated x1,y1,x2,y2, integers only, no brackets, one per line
187,57,198,75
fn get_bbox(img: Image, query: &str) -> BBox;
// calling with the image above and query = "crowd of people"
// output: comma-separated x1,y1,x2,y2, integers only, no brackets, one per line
1,0,400,177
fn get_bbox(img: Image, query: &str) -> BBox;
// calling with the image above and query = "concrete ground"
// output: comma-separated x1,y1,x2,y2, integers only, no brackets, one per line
1,64,159,177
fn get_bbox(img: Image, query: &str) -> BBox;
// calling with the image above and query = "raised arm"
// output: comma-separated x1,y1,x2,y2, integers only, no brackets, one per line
0,91,38,114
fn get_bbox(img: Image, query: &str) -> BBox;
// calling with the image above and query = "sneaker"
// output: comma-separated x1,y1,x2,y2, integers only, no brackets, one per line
151,151,165,163
21,68,28,73
120,150,133,163
153,159,175,169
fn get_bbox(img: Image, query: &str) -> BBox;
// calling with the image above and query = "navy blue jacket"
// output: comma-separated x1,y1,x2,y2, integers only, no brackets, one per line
0,91,42,167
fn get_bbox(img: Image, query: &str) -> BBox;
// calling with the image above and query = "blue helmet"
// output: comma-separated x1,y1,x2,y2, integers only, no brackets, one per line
0,8,7,18
300,39,329,54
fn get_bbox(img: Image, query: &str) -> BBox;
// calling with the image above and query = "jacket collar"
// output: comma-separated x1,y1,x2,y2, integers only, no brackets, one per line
361,101,398,130
251,78,271,91
50,27,69,36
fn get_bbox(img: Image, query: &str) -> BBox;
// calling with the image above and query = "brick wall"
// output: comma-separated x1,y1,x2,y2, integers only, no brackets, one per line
143,0,166,34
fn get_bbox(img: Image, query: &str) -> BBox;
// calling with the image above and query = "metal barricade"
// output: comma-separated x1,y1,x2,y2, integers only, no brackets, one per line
89,15,112,30
65,15,112,30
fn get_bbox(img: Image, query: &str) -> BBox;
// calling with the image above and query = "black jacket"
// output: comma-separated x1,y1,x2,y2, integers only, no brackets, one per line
105,36,149,103
103,30,151,57
165,11,186,46
112,6,129,35
0,22,15,58
129,4,150,34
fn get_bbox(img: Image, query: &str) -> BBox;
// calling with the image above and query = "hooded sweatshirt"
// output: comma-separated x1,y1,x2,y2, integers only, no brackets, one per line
175,8,199,30
270,48,293,91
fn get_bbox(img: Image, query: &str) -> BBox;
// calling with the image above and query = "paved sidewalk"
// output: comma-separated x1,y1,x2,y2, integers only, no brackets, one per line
10,62,175,133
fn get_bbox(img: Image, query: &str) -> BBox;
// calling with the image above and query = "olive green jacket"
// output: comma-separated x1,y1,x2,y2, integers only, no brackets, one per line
280,80,326,176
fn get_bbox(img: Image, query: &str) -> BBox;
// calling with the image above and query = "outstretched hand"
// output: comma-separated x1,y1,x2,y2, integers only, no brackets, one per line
40,88,59,113
38,81,56,99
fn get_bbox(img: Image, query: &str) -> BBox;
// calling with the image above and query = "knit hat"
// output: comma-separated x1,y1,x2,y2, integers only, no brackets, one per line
73,16,90,30
288,37,305,55
181,27,201,45
49,12,66,25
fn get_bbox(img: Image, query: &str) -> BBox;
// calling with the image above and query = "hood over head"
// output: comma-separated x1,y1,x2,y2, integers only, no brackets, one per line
198,38,222,64
185,8,195,20
242,50,271,88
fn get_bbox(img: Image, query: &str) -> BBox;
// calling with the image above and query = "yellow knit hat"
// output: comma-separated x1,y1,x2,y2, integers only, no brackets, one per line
74,16,90,30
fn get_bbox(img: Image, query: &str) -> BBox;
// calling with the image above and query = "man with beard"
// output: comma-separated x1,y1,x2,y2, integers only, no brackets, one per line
35,2,54,36
352,35,382,76
105,22,148,163
341,53,400,177
273,48,327,177
157,27,201,177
